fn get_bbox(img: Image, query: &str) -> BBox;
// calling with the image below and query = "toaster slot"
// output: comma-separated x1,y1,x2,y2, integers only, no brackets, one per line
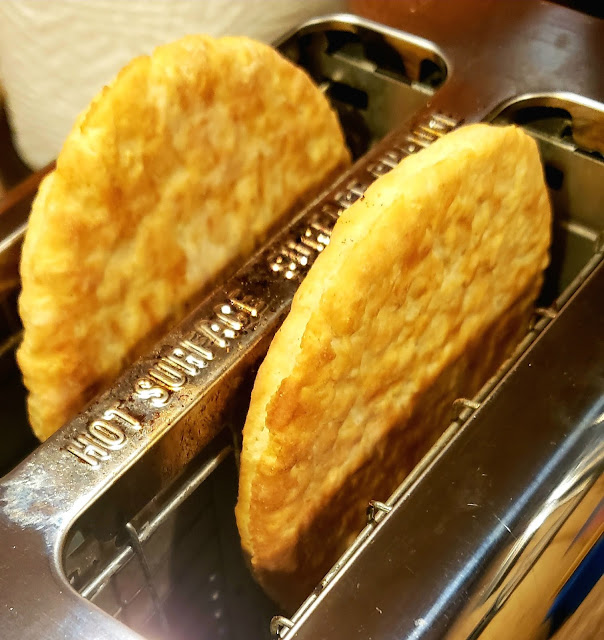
490,94,604,305
278,17,447,158
63,438,275,640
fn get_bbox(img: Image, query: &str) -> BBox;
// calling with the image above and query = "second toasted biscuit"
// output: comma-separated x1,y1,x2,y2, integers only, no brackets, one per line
236,123,551,609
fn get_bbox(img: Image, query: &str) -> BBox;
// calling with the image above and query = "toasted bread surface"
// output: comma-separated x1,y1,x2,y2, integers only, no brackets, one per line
18,35,350,440
236,124,551,608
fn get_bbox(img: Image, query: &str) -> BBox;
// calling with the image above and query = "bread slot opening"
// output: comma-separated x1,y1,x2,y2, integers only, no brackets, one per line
62,433,277,640
278,18,447,158
490,94,604,306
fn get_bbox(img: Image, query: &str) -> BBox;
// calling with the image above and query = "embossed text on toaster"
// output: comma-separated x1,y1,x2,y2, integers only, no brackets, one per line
65,407,141,466
268,179,370,280
264,115,460,281
64,288,264,467
133,287,264,409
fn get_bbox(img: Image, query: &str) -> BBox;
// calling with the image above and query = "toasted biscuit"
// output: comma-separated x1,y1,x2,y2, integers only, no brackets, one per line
236,124,551,609
18,35,350,441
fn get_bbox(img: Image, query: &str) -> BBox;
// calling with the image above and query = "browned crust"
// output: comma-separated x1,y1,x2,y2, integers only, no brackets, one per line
236,124,551,609
18,35,350,440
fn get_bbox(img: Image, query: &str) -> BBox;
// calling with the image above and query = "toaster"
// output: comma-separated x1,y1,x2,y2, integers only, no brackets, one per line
0,2,602,638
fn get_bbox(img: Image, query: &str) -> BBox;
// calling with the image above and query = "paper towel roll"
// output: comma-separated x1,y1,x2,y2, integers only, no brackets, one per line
0,0,345,169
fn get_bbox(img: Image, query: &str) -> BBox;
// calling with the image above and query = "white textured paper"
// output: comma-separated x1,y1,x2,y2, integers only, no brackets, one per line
0,0,345,168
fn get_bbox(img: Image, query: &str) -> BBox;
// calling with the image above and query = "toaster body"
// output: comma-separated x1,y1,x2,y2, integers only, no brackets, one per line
0,2,602,639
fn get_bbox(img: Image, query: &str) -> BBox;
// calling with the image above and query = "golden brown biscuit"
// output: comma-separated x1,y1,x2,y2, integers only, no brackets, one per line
18,35,350,441
236,123,551,609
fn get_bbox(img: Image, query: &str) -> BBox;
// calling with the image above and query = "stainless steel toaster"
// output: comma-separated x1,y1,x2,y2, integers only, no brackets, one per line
0,2,602,639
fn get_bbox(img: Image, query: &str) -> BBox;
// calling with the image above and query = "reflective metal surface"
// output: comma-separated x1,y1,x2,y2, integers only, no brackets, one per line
0,2,603,639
